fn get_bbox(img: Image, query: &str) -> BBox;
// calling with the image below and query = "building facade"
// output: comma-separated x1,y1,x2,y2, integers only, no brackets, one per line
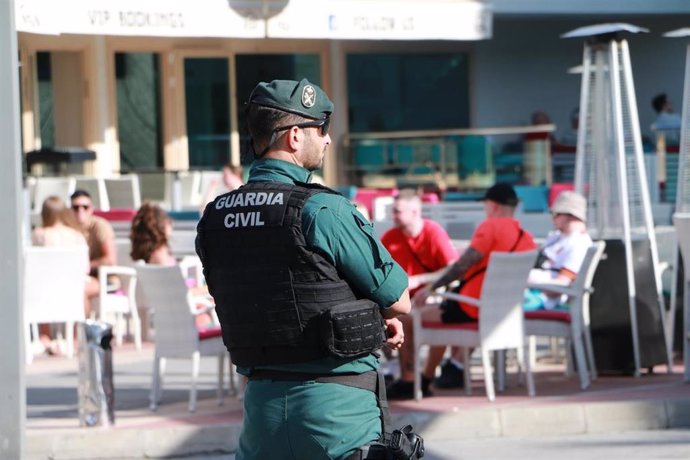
15,0,690,186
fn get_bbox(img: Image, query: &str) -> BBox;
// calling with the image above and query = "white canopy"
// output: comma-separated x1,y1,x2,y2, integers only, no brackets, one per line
15,0,492,41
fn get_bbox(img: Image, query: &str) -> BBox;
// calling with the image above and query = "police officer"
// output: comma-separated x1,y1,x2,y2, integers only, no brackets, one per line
195,79,411,460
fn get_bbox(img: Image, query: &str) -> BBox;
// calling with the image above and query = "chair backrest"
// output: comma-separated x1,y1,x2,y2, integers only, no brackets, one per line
515,213,553,239
372,196,395,222
567,241,606,294
478,250,537,351
443,219,477,240
673,213,690,282
115,238,134,267
32,177,76,214
24,246,88,324
198,171,223,206
104,175,142,209
568,241,607,328
74,176,110,211
115,238,151,307
180,171,202,208
135,265,198,352
169,229,197,257
138,172,171,209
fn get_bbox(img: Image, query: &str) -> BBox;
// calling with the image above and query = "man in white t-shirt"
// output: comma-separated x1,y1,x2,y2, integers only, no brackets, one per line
525,191,592,310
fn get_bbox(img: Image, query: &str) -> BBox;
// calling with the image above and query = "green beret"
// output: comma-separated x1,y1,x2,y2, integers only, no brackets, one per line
249,79,333,120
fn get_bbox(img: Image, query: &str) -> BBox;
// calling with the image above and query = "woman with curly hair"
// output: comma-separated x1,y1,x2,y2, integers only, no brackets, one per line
129,202,175,265
130,202,213,327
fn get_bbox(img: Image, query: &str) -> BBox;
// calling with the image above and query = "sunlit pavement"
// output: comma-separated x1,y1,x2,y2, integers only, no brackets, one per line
26,341,690,459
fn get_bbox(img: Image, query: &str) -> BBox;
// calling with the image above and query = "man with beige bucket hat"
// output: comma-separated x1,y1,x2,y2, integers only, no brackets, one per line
524,190,593,310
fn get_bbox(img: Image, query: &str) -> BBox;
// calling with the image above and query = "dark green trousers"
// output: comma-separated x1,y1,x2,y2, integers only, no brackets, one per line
237,379,381,460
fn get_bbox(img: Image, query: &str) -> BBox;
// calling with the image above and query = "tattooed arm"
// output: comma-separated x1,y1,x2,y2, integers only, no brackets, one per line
411,247,485,307
430,247,484,290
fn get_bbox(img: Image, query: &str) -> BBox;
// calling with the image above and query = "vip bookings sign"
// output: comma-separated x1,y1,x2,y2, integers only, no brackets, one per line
15,0,265,38
16,0,491,41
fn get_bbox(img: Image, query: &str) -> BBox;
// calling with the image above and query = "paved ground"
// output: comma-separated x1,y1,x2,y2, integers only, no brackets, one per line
25,341,690,459
175,430,690,460
74,430,690,460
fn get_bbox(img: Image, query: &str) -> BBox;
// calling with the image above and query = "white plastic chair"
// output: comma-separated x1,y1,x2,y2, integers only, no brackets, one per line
654,226,679,353
104,175,141,210
525,241,606,390
179,171,202,209
443,219,478,240
515,213,554,239
135,264,229,412
74,176,110,211
31,176,77,214
198,171,223,206
412,250,538,401
138,172,172,209
168,229,198,257
23,246,89,364
672,213,690,382
31,177,77,227
372,195,395,222
92,265,141,350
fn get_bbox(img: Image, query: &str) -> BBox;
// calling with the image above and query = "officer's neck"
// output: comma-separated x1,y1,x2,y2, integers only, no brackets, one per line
265,149,305,169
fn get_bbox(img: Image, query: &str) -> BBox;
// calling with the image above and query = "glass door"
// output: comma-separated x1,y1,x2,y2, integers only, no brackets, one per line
184,57,231,168
115,52,163,171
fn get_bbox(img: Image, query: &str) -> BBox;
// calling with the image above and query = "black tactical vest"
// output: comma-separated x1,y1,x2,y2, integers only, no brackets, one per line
196,181,384,367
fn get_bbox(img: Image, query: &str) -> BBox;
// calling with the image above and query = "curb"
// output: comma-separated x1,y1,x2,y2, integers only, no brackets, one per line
26,398,690,459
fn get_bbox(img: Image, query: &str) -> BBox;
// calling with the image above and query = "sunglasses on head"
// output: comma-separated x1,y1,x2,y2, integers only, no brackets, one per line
72,204,91,211
273,117,331,137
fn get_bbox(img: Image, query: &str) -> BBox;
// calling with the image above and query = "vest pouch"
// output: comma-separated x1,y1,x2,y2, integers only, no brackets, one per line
321,300,386,358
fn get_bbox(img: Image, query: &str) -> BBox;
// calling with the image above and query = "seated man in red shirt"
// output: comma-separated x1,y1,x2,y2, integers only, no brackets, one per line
392,183,536,399
381,190,458,398
382,190,458,292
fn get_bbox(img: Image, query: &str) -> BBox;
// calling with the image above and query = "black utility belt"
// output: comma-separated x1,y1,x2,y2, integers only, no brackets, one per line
248,369,378,393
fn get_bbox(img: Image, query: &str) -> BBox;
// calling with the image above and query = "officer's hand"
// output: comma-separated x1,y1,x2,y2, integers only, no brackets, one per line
384,317,404,350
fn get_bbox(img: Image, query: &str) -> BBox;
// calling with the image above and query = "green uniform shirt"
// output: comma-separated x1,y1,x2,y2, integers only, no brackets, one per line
241,158,408,375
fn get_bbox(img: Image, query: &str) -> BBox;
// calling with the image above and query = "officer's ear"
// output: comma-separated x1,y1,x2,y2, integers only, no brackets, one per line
285,125,305,152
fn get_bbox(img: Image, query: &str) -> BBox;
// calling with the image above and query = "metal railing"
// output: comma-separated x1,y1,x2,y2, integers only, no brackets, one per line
339,124,557,190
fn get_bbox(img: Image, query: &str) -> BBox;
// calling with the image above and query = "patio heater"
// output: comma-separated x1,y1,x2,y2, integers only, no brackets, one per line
664,28,690,381
563,24,671,376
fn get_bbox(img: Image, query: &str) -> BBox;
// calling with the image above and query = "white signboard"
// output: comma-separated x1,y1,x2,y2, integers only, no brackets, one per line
15,0,492,41
15,0,60,35
15,0,265,38
267,0,492,41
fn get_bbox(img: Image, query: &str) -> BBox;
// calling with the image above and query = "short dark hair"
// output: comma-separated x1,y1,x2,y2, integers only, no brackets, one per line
246,104,308,157
652,93,668,113
70,189,92,200
481,182,519,207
